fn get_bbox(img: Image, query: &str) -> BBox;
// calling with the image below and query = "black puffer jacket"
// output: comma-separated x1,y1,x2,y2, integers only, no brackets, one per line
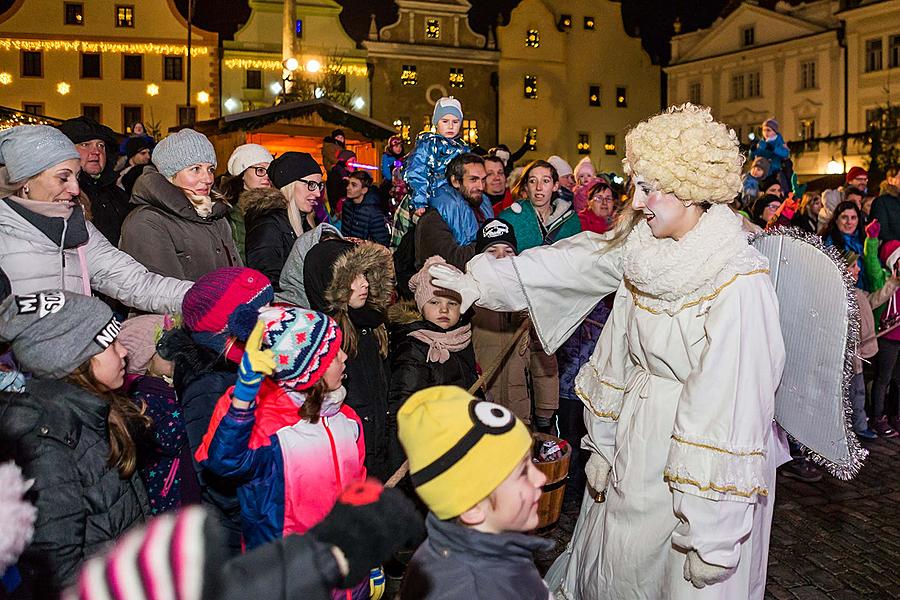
0,379,149,596
80,165,133,246
304,239,395,481
242,188,296,292
156,327,243,556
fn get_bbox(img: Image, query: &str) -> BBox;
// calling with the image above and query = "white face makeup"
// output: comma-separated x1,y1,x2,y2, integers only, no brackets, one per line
630,175,702,240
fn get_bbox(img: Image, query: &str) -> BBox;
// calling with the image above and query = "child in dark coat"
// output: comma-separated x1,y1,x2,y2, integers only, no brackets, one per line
398,386,552,600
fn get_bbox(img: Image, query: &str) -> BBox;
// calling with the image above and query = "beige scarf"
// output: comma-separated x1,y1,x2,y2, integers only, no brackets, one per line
408,323,473,364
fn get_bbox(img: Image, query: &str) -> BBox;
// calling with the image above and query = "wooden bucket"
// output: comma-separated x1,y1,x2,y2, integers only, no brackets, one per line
532,432,571,530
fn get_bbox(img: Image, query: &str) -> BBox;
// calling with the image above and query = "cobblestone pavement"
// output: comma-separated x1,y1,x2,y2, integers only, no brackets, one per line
533,435,900,599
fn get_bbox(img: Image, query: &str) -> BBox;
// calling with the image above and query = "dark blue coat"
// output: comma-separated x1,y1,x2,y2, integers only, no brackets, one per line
341,189,389,246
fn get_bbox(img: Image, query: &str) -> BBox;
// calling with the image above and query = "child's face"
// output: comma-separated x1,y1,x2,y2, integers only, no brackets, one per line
750,166,764,179
322,349,347,391
90,340,128,391
436,114,461,138
348,274,369,309
476,455,546,533
762,124,776,140
422,295,461,330
486,243,516,259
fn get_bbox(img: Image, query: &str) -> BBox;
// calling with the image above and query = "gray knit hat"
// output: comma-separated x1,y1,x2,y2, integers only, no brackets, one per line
152,128,217,178
0,291,121,380
0,125,80,184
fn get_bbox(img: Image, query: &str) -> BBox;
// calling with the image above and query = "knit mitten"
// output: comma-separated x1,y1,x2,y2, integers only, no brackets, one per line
585,452,611,501
232,320,275,404
309,480,425,588
682,550,736,589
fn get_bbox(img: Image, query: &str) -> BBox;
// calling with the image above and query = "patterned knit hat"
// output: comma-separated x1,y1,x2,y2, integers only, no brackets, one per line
62,505,224,600
257,305,342,391
182,268,274,335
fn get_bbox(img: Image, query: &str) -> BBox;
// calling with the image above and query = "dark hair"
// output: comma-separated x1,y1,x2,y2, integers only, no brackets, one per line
483,155,505,169
522,159,559,184
348,170,373,188
445,153,485,185
822,200,864,251
220,173,245,204
844,186,864,199
67,361,152,478
588,180,618,201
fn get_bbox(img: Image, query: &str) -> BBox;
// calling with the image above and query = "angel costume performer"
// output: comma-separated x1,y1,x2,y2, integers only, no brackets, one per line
432,104,792,599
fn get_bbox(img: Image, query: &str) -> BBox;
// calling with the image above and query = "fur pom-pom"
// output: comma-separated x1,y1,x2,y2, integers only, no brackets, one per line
227,304,262,341
0,461,36,572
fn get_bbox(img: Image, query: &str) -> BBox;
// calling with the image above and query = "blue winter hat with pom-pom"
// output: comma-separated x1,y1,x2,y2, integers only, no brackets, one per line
229,304,342,391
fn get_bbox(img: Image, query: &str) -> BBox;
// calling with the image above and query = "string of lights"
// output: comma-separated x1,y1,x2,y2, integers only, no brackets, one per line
223,58,368,77
0,37,210,56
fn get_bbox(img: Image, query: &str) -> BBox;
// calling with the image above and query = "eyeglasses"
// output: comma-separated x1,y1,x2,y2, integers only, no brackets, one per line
252,166,268,178
298,178,326,192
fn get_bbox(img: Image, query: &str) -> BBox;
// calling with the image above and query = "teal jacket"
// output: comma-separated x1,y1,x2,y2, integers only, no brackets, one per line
499,198,582,253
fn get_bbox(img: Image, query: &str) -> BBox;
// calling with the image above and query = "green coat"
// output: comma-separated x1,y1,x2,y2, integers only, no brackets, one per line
499,198,582,253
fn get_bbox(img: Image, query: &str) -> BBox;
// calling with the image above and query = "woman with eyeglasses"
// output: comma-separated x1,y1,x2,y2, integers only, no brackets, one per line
121,129,242,282
221,144,275,262
578,180,619,234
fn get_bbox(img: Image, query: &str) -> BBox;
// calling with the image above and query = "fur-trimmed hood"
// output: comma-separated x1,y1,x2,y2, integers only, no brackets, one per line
326,242,395,315
239,187,288,222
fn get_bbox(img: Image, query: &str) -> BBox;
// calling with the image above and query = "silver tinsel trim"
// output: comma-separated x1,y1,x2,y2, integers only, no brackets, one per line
750,226,868,480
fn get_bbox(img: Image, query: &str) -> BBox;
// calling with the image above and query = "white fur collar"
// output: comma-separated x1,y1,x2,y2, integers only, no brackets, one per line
623,204,761,308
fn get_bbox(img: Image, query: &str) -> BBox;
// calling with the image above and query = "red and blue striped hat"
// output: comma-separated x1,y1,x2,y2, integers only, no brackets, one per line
257,306,342,391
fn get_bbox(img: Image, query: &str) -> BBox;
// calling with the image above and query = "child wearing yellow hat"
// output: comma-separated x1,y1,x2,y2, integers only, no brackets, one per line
397,385,553,599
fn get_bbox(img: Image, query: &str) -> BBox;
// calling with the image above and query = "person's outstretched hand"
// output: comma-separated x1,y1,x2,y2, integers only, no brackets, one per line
683,550,736,589
232,319,276,405
865,219,881,240
429,264,480,312
309,479,425,589
585,452,611,502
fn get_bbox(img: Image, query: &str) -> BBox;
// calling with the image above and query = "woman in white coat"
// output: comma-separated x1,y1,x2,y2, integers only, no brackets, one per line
432,104,790,599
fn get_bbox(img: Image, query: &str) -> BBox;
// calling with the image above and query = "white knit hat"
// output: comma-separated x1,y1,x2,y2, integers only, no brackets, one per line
547,155,573,177
226,143,274,177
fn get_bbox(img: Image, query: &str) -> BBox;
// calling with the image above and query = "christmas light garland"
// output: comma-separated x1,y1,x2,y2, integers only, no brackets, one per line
223,57,368,77
0,37,210,56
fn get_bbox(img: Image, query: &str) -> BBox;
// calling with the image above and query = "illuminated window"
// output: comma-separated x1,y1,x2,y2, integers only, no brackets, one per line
605,134,617,156
401,64,417,86
449,68,464,88
422,114,431,133
577,133,591,155
524,127,537,151
21,51,43,78
393,117,411,144
689,81,701,104
524,75,537,99
425,18,441,39
589,85,600,107
64,3,84,25
558,14,572,30
462,119,478,145
799,118,817,150
584,16,595,30
115,5,134,28
526,29,540,48
615,86,627,107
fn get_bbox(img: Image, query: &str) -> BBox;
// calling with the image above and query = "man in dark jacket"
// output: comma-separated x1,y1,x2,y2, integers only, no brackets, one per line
871,168,900,241
341,171,389,245
58,116,133,245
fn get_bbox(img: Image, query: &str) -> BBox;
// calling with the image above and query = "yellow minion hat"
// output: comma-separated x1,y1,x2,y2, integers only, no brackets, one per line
398,386,533,519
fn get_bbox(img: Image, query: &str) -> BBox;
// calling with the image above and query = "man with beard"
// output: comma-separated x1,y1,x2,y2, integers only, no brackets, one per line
415,153,494,269
58,117,133,245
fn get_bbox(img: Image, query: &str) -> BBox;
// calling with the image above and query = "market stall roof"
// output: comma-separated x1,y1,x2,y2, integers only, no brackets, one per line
0,105,63,130
186,98,396,140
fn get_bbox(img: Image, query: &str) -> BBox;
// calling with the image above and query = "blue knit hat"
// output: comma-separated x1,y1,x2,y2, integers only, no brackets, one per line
256,305,342,391
152,128,217,178
432,97,463,126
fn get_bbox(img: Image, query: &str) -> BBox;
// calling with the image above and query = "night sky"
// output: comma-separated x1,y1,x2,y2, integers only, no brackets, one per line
0,0,783,65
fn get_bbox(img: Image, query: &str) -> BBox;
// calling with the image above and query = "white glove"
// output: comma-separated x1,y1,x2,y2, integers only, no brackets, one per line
585,452,611,502
428,264,480,313
682,550,736,589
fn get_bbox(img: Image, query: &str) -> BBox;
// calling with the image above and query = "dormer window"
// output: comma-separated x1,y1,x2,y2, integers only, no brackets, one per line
741,26,755,47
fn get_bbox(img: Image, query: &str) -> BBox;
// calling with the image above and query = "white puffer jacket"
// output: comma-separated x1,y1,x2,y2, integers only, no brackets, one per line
0,199,190,313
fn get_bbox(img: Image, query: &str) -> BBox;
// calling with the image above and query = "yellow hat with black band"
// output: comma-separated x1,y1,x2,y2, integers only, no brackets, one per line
398,386,533,520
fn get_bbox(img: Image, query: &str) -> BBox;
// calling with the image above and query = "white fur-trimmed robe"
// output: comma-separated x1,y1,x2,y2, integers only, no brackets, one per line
467,205,790,599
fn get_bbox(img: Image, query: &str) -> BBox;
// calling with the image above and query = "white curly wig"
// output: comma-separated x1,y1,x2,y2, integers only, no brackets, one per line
623,103,744,204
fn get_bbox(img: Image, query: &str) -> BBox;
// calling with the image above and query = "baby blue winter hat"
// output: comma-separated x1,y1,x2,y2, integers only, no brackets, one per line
432,97,463,126
0,125,80,184
152,128,217,178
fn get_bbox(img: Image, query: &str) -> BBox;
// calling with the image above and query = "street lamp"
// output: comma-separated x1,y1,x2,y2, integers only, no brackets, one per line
306,59,322,74
283,57,299,72
826,159,843,175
